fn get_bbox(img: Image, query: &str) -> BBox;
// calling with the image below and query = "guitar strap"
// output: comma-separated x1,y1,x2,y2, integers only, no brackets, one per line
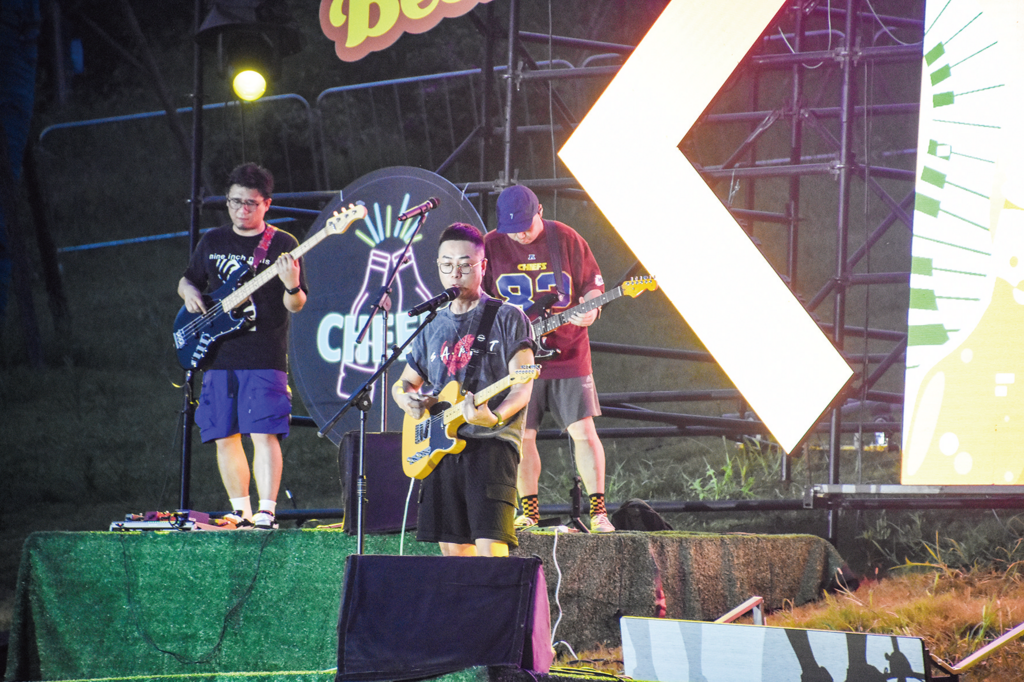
251,224,276,269
523,219,564,318
461,298,503,395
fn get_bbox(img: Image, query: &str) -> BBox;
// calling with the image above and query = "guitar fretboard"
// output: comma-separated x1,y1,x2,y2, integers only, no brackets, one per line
532,286,624,336
441,373,518,424
220,217,347,311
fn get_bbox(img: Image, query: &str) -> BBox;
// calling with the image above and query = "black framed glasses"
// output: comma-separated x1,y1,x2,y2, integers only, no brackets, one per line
437,260,481,275
227,197,264,211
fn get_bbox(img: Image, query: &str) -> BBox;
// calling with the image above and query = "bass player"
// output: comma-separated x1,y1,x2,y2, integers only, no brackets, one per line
177,162,307,529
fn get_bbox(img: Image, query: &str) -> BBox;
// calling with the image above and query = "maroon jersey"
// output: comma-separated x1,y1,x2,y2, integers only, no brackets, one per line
484,220,604,379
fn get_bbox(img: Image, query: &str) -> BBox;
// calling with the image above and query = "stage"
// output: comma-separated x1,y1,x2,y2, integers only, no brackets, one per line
5,528,844,682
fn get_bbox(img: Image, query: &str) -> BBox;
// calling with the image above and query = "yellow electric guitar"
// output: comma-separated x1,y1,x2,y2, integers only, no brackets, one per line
402,364,540,479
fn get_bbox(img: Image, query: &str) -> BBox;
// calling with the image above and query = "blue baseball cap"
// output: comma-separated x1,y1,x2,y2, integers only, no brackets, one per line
496,185,539,233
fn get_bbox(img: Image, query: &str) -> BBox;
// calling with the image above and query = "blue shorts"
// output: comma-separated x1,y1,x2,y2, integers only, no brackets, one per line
195,369,291,442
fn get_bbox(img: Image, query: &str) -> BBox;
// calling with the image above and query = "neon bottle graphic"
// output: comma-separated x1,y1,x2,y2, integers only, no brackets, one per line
336,196,432,401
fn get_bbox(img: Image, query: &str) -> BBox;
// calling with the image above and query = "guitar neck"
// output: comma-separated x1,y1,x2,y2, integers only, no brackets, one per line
442,374,517,424
222,229,328,309
533,285,623,335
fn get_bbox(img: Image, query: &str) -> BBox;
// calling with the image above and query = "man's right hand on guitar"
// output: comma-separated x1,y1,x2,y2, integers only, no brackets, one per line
177,277,208,314
395,391,436,420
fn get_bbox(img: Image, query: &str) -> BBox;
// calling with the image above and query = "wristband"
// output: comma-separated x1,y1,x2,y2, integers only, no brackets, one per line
285,285,302,296
492,410,504,428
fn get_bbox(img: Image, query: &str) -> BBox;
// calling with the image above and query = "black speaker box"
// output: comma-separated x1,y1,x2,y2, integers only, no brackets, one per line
338,431,418,534
336,554,553,681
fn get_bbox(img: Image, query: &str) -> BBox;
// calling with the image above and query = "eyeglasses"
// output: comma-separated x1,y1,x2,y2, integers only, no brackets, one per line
227,197,264,211
437,260,481,275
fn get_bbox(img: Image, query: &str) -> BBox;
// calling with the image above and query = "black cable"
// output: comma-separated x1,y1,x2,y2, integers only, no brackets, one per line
119,530,274,664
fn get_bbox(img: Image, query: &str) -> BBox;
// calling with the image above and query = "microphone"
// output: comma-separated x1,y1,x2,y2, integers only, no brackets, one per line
398,197,440,221
408,286,460,316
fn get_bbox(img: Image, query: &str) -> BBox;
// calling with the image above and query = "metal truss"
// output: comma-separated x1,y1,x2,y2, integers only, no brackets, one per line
462,0,930,542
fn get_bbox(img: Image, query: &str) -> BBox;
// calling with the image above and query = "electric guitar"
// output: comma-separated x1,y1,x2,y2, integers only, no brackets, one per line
401,364,541,479
172,203,366,370
532,276,658,359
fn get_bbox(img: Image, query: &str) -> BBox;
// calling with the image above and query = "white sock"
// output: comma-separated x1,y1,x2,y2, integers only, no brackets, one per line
230,496,253,521
258,499,277,515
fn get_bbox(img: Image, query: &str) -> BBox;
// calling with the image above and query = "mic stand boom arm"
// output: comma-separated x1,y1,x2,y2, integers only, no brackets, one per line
318,307,439,554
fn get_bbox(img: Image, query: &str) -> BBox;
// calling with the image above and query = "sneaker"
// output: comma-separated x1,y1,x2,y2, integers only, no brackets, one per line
514,514,538,529
222,512,255,529
590,512,615,533
253,510,278,529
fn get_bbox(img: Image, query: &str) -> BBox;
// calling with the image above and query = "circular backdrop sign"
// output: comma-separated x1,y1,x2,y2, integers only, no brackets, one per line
289,166,486,444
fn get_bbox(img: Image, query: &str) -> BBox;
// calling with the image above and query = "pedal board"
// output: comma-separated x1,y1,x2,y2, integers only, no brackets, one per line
109,510,224,531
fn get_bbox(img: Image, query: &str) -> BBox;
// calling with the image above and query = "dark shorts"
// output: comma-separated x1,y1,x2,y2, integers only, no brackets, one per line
195,369,291,442
525,374,601,431
416,437,519,548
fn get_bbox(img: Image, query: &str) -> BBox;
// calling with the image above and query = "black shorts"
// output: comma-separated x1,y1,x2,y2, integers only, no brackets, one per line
416,437,519,548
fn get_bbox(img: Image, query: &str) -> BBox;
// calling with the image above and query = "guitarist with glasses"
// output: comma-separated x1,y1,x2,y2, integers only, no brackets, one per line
392,223,535,557
483,185,614,533
177,163,307,529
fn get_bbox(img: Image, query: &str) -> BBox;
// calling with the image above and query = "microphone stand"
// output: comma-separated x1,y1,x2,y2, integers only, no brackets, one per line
319,306,440,554
322,212,428,553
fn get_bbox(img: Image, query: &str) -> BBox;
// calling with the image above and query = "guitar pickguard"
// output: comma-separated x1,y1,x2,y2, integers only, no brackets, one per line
173,269,256,369
405,401,456,468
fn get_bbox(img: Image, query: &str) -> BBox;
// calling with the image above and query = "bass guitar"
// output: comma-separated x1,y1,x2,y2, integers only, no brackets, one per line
533,275,657,359
401,364,541,479
173,203,366,370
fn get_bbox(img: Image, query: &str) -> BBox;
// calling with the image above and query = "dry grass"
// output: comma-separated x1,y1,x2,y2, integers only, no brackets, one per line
560,568,1024,681
770,568,1024,681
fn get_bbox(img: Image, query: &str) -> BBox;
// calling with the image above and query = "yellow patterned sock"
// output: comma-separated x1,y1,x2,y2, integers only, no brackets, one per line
520,495,540,521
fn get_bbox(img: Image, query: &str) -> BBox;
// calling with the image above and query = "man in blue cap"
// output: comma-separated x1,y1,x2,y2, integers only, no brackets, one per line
483,184,614,532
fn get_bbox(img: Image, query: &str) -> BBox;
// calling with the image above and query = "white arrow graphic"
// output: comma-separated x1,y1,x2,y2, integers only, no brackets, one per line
559,0,853,453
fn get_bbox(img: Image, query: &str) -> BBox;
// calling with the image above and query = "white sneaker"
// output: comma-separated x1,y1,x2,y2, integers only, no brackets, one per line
253,510,278,529
590,512,615,533
222,512,253,529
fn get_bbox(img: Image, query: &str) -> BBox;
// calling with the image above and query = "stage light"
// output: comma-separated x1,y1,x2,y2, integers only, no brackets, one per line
196,0,302,101
230,68,266,100
232,69,267,101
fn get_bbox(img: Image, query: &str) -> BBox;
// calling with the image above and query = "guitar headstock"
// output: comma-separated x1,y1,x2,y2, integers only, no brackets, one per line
512,364,541,384
323,203,368,236
622,276,658,298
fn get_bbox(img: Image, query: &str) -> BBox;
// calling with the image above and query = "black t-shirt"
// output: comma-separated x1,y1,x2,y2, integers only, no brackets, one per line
182,224,306,371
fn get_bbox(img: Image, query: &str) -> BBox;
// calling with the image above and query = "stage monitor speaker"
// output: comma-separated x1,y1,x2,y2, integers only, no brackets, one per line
338,431,418,535
336,555,553,681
